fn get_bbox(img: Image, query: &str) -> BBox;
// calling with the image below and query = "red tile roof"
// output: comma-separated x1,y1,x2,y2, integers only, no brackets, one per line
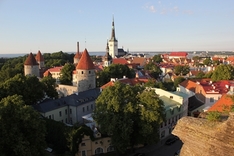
101,77,149,89
76,49,95,70
24,52,39,65
43,70,52,77
179,79,197,92
131,57,147,66
35,50,44,61
169,52,188,57
47,66,63,72
112,58,128,65
208,94,234,112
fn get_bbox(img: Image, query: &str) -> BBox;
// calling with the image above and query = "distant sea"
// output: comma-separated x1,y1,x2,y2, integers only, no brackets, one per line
1,51,233,58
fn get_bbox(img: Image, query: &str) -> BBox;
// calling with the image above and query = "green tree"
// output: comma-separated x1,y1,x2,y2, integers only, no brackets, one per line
97,64,135,87
174,65,190,76
211,64,234,81
203,58,212,66
144,62,162,79
204,71,213,78
213,60,220,66
45,118,69,153
174,76,186,88
93,82,165,154
41,76,58,99
67,125,94,155
152,54,162,63
206,111,221,122
60,63,75,85
195,71,205,78
0,74,44,105
0,95,46,156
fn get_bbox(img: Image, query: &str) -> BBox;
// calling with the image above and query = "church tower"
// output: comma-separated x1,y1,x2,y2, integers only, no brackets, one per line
24,52,40,77
75,48,96,92
103,41,112,67
108,17,118,58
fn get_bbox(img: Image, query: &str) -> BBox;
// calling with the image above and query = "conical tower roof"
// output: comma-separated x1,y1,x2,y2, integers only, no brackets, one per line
74,51,82,59
76,49,95,70
24,52,39,65
35,50,44,61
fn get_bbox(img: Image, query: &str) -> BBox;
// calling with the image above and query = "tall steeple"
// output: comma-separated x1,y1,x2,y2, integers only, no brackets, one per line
110,17,117,42
108,16,118,58
104,40,112,67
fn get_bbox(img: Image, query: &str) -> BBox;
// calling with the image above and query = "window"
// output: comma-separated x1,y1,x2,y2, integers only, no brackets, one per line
95,148,103,154
82,71,84,74
170,96,173,99
107,146,115,152
81,150,86,156
210,97,214,102
59,111,62,117
81,143,86,146
91,104,93,110
65,109,67,115
49,115,51,119
89,71,91,74
161,130,165,138
70,109,72,114
83,107,85,112
87,106,89,111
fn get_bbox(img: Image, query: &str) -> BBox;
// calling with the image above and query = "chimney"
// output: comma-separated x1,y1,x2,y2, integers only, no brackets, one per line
77,42,79,53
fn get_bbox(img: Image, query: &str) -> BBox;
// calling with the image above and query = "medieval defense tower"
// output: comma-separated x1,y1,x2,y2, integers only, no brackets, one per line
24,52,40,77
75,48,96,92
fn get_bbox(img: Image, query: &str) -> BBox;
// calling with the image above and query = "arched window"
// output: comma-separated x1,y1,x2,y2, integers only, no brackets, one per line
95,147,103,154
107,146,115,152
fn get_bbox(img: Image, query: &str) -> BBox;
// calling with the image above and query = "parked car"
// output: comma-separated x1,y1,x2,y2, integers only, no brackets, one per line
165,136,179,145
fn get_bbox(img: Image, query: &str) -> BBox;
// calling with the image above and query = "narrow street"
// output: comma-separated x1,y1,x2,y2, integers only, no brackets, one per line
134,135,183,156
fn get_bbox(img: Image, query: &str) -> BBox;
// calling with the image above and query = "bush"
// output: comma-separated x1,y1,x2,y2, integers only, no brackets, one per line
206,111,221,121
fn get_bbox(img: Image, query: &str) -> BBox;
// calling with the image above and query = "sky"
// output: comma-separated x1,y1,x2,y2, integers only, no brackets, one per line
1,0,234,54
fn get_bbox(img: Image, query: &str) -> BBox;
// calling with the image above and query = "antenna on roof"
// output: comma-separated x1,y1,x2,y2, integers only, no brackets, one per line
85,38,86,48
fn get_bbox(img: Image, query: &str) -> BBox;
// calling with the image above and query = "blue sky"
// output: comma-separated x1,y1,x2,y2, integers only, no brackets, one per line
1,0,234,54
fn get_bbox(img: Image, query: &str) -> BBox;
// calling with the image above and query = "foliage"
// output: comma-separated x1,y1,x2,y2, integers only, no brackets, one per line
45,118,69,154
0,95,46,156
204,71,213,78
152,55,162,63
93,82,165,153
192,56,200,62
0,56,25,83
203,58,212,66
173,76,186,88
195,71,205,78
60,63,75,85
144,62,162,79
97,64,135,87
174,65,190,76
43,51,74,68
144,78,157,88
213,60,220,66
211,64,234,81
67,125,94,155
41,76,58,99
206,111,221,122
0,74,44,105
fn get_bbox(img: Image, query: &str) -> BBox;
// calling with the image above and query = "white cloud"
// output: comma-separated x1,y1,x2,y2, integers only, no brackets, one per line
143,3,157,13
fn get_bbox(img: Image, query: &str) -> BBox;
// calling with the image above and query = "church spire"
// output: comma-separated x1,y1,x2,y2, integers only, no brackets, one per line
110,16,117,41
